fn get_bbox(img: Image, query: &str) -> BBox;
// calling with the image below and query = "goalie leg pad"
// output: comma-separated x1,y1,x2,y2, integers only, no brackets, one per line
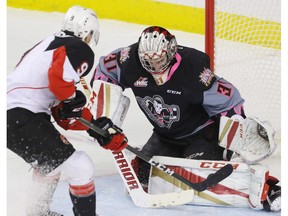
148,156,251,207
248,166,281,212
148,156,280,211
248,164,269,210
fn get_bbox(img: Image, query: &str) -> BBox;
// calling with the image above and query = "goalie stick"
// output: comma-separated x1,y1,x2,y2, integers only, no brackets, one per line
78,117,234,192
79,78,194,207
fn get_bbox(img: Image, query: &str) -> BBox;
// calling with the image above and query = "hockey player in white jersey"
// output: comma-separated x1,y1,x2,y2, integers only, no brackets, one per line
7,6,128,216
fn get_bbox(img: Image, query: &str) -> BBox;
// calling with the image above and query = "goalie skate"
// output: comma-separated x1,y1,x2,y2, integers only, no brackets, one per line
263,178,281,212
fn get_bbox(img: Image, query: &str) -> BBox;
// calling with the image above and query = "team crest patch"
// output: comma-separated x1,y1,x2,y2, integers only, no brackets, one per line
199,67,214,86
60,134,70,145
136,95,180,129
119,47,131,64
134,77,148,87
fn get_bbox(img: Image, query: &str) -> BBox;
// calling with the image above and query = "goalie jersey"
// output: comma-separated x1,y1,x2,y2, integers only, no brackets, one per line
94,43,245,139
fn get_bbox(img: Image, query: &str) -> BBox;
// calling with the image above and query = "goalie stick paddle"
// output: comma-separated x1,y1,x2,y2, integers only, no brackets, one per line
78,117,234,192
111,150,194,208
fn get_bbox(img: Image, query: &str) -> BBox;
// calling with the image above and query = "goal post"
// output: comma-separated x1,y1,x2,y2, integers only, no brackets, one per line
205,0,215,71
204,0,281,146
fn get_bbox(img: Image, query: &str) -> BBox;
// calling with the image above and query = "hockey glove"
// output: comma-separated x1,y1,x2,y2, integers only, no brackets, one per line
59,90,87,120
87,117,128,152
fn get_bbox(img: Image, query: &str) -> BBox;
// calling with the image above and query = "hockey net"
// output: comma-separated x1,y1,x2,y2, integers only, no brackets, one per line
205,0,281,156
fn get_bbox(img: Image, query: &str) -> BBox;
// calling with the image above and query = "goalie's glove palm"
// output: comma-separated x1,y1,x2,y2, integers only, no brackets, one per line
88,117,128,152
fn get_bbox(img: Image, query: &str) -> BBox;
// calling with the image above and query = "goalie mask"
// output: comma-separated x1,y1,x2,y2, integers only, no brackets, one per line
138,26,177,74
62,6,100,49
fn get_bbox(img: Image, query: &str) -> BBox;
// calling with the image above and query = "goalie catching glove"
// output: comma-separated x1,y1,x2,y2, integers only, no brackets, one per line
219,116,277,164
87,117,128,152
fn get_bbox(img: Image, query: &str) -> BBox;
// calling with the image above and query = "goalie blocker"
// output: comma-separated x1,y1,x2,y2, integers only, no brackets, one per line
145,156,281,212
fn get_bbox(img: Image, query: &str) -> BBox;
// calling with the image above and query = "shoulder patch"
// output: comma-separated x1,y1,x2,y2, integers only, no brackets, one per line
217,82,232,97
119,47,131,64
199,67,214,86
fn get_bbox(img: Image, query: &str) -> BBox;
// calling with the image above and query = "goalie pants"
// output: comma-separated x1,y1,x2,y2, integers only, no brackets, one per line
138,123,231,185
7,107,76,175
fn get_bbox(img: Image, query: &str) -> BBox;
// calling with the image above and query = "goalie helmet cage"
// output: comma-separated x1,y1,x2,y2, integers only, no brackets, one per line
205,0,281,149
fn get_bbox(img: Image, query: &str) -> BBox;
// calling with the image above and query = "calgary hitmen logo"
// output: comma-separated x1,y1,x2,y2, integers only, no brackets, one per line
136,95,180,128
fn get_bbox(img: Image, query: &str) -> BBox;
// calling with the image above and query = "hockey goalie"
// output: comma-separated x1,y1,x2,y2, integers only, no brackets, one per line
86,25,281,212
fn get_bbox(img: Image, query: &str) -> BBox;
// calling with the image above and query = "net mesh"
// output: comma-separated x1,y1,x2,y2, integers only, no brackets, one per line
213,0,281,151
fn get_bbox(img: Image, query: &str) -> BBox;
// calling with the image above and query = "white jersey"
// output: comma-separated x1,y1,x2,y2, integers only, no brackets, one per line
7,31,95,114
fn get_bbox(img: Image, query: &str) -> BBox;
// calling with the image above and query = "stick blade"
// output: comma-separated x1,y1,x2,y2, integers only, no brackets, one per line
131,189,194,208
196,164,234,192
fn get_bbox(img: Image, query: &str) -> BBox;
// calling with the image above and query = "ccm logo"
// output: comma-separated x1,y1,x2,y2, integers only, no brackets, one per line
167,89,181,95
200,162,239,170
239,124,243,138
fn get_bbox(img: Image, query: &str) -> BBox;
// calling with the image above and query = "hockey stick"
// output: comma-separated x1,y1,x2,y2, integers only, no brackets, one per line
78,117,234,192
78,78,194,207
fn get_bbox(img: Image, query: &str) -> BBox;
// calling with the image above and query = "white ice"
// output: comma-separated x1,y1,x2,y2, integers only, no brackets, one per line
6,7,284,216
